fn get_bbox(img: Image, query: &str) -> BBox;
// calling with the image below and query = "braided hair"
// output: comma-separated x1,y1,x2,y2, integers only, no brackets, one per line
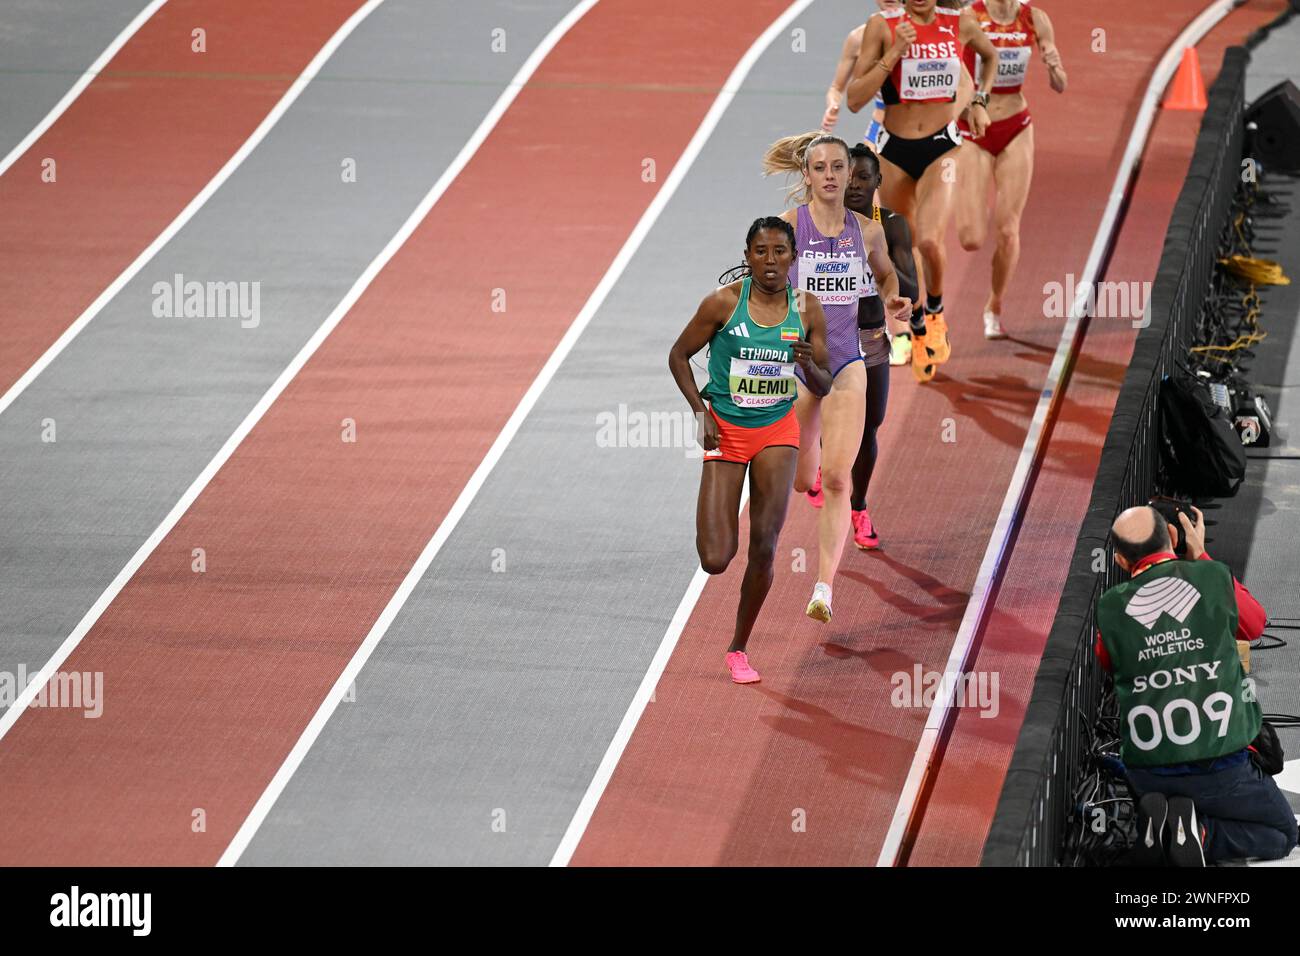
718,216,797,285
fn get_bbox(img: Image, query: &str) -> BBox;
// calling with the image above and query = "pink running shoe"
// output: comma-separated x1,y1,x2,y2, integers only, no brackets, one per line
725,651,761,684
806,467,824,509
851,509,880,550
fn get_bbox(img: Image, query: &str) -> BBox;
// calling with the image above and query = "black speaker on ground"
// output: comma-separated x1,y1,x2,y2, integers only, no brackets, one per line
1246,80,1300,173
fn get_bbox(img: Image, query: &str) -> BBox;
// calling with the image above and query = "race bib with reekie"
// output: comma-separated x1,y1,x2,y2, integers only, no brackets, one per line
797,254,864,308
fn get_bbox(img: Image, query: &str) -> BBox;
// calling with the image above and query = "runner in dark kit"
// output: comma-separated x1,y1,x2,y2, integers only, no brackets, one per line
668,217,832,684
844,144,918,548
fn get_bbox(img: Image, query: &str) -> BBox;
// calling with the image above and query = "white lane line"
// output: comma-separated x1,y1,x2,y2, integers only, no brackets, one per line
0,0,389,736
546,0,817,868
874,0,1239,867
223,0,817,868
0,0,169,179
212,0,602,866
0,0,385,420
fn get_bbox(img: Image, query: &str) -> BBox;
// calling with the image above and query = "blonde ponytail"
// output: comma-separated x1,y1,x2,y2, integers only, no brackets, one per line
762,131,851,206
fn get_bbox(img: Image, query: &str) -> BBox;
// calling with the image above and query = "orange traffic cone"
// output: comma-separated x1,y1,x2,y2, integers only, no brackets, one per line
1164,47,1207,111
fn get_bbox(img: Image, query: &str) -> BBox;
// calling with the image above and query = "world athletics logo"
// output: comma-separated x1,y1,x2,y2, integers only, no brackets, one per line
1124,577,1202,629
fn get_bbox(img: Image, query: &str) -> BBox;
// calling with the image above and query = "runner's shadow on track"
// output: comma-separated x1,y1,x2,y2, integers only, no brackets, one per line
1053,397,1114,437
821,642,913,673
1003,335,1054,354
1007,335,1129,387
929,374,1037,449
837,551,969,628
754,687,906,784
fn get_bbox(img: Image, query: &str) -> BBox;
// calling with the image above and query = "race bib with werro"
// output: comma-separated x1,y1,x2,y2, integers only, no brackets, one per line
797,254,864,307
975,46,1032,88
900,51,960,100
1096,560,1260,767
728,355,796,408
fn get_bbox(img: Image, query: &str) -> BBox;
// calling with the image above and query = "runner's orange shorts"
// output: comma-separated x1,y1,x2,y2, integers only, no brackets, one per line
702,406,800,465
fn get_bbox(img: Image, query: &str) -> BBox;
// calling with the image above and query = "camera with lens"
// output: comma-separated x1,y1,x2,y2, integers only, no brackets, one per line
1148,495,1194,559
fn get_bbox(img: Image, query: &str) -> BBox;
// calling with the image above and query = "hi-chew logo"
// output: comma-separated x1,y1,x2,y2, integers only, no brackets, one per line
815,261,849,274
1125,577,1202,629
50,886,151,936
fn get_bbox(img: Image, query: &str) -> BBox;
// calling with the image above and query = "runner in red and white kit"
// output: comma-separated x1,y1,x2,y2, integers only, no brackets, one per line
956,0,1067,339
820,0,973,369
845,0,998,384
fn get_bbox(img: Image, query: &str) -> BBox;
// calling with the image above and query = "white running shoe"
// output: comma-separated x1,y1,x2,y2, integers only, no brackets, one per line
806,582,833,623
889,332,912,366
983,310,1007,340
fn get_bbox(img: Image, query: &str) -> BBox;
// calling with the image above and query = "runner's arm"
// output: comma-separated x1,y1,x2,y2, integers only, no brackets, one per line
954,61,974,117
1033,7,1067,93
822,26,865,130
846,17,897,113
882,212,918,304
794,295,833,397
861,215,910,323
960,10,1000,96
668,290,727,415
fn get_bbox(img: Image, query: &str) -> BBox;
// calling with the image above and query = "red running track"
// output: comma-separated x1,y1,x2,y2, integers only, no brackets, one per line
909,0,1288,866
0,0,791,866
0,0,366,400
570,0,1280,866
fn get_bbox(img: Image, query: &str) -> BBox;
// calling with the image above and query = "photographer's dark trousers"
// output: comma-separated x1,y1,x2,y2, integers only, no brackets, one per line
1128,750,1298,862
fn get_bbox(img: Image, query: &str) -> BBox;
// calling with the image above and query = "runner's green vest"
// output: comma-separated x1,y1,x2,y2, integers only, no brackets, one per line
1097,558,1259,768
703,277,805,427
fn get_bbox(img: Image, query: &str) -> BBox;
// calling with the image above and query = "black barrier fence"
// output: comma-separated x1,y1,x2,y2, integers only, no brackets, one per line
981,46,1251,867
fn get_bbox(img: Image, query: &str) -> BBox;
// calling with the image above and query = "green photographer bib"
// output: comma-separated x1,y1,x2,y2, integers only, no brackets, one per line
1097,559,1259,768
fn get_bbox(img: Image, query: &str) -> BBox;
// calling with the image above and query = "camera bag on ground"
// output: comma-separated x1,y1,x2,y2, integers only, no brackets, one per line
1249,720,1284,776
1158,370,1247,498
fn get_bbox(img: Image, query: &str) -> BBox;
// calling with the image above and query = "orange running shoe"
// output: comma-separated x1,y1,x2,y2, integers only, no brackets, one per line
911,327,938,383
927,311,951,364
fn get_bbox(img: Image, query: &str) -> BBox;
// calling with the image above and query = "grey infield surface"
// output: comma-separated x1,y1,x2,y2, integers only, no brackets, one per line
238,0,872,866
0,0,571,708
0,1,154,160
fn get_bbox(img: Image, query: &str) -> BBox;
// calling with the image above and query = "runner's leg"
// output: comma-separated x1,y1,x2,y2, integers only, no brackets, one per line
988,124,1034,317
816,362,867,584
696,458,746,575
730,444,798,652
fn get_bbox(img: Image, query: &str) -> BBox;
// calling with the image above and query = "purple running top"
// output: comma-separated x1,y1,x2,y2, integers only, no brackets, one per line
788,203,872,376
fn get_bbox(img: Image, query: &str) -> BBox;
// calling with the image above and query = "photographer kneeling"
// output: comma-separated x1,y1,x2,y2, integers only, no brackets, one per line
1094,505,1297,866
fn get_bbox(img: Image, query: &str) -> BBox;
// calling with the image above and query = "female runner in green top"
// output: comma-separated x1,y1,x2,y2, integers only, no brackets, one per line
668,217,832,683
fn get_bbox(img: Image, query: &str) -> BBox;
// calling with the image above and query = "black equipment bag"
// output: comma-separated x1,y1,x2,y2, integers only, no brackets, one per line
1249,720,1284,776
1158,371,1247,498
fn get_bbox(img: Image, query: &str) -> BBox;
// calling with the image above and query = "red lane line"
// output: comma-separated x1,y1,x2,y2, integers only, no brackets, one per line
0,0,790,866
907,0,1285,867
570,0,1221,868
0,0,365,398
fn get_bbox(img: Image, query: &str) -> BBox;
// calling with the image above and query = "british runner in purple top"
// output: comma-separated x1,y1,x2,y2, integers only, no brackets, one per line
763,132,911,625
789,202,871,377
